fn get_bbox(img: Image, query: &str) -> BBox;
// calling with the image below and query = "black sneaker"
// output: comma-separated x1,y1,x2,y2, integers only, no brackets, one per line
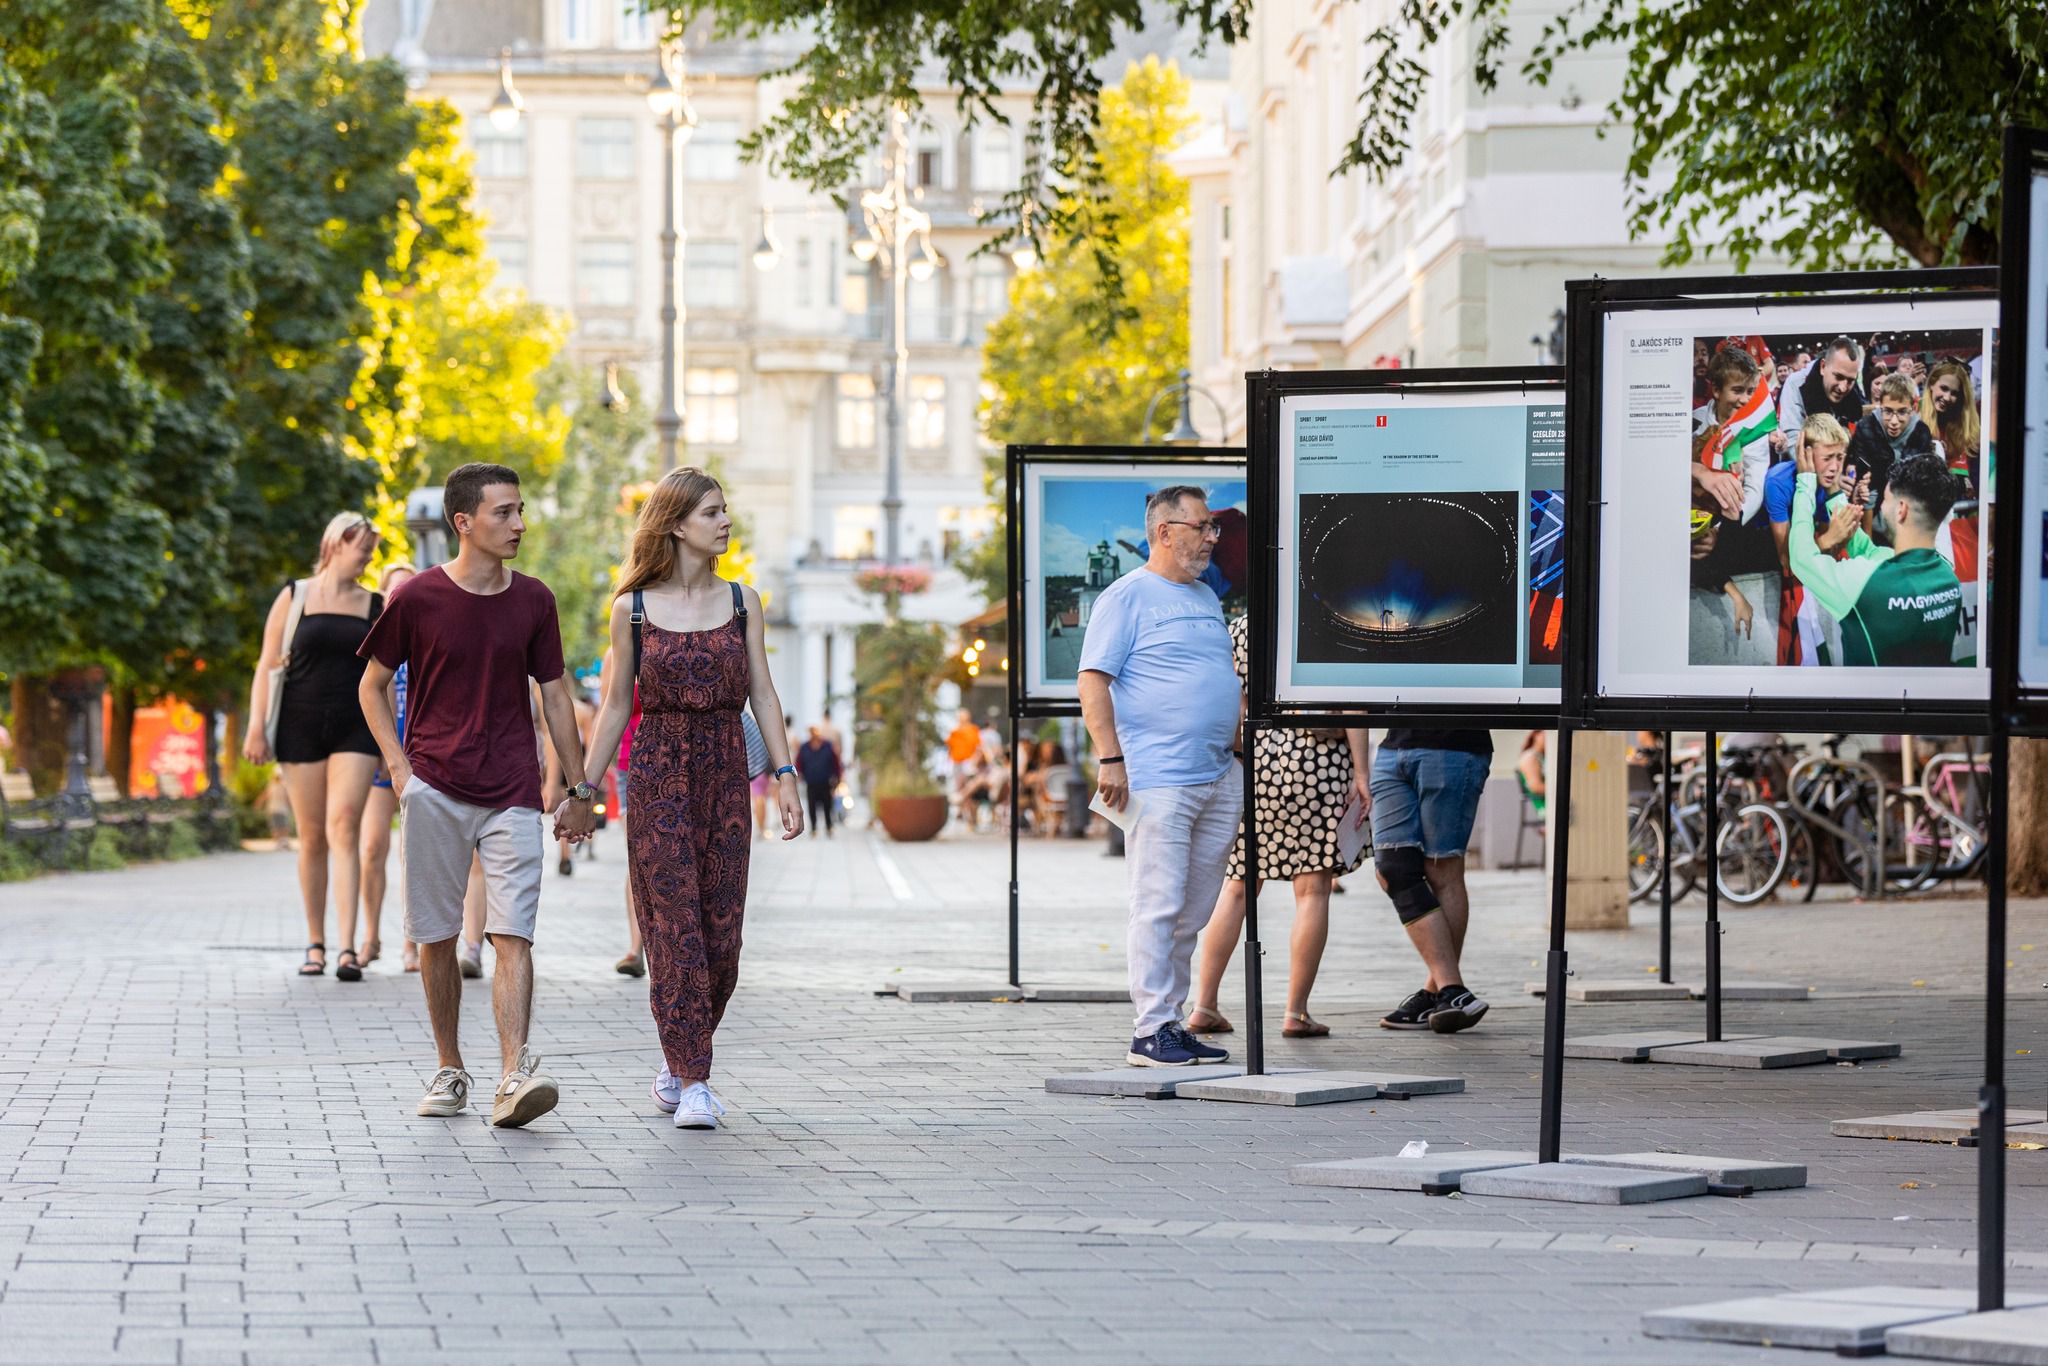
1127,1026,1206,1067
1379,987,1439,1031
1164,1021,1228,1063
1428,986,1490,1034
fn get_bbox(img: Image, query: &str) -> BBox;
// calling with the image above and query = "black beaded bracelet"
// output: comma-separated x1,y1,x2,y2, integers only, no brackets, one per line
1098,755,1123,764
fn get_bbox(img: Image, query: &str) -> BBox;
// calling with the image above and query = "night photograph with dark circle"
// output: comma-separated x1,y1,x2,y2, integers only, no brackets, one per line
1297,491,1520,665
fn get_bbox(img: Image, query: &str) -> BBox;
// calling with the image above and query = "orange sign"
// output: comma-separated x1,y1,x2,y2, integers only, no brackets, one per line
130,699,210,798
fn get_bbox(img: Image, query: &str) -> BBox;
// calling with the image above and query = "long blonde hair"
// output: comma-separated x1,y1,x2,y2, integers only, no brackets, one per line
614,467,723,600
315,512,376,572
1921,359,1979,455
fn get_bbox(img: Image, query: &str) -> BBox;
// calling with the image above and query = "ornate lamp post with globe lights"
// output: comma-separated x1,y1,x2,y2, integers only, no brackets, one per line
645,40,697,472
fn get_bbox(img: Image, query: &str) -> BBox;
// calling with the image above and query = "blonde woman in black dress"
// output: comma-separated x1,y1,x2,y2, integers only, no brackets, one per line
1187,616,1370,1037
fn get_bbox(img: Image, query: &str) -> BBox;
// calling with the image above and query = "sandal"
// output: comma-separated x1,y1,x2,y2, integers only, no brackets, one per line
615,951,646,978
298,942,326,976
335,948,363,983
1283,1011,1330,1038
1185,1006,1234,1034
360,939,381,967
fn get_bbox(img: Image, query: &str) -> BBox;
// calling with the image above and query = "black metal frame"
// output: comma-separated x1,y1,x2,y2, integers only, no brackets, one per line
1244,365,1567,727
1563,267,1999,737
1002,443,1247,989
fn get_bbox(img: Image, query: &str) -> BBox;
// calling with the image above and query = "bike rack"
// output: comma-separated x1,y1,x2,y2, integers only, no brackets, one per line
1785,753,1889,902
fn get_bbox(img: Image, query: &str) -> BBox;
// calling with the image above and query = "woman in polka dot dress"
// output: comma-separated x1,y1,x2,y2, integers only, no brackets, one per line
1187,615,1371,1038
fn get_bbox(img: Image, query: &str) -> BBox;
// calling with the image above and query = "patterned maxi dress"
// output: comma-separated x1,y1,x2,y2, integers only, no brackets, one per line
628,588,753,1083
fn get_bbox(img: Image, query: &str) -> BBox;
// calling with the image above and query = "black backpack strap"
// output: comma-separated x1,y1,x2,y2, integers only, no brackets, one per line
630,589,645,678
730,579,746,621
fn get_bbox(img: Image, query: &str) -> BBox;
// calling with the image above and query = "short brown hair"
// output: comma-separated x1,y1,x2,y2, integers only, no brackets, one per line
444,462,521,534
1705,343,1759,393
1874,370,1918,406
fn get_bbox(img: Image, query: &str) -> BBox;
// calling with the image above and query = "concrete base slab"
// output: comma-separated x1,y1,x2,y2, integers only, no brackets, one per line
1525,979,1695,1002
1750,1034,1903,1061
1019,985,1129,1003
1289,1150,1538,1192
1459,1161,1707,1204
1177,1071,1379,1106
1889,1303,2048,1362
1563,1151,1806,1191
1683,980,1811,1001
1833,1109,2048,1143
1643,1286,2033,1354
1332,1071,1466,1098
1538,1031,1728,1060
892,983,1024,1003
1043,1065,1242,1099
1646,1039,1830,1069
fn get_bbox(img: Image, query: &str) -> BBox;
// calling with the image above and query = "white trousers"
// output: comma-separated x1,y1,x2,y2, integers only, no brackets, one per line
1124,763,1244,1037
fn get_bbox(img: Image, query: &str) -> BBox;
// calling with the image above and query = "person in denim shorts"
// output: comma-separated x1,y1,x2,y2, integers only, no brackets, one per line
1370,729,1493,1033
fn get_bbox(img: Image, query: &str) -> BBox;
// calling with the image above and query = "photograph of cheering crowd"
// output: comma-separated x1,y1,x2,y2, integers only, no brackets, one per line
1685,329,1985,668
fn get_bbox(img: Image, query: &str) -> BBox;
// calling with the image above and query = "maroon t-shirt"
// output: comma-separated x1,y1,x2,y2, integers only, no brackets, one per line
359,566,564,811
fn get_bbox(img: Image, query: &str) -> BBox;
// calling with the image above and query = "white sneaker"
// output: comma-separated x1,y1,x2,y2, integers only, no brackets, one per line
651,1066,681,1114
490,1045,559,1128
417,1066,472,1118
673,1082,726,1130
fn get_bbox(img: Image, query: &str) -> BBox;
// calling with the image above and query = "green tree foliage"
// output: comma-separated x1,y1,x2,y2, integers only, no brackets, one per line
519,368,653,675
0,64,51,625
965,58,1193,603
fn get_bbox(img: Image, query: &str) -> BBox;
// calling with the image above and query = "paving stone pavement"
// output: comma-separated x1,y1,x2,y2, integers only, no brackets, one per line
5,823,2048,1363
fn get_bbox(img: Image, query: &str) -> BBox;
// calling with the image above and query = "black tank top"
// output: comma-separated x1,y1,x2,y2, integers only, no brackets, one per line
283,590,384,710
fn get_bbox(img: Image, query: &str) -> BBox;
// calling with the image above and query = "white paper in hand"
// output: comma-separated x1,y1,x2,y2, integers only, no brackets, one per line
1335,790,1370,868
1089,789,1144,834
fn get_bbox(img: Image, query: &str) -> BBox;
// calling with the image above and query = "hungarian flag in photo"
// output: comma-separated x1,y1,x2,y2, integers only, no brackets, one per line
1699,383,1778,471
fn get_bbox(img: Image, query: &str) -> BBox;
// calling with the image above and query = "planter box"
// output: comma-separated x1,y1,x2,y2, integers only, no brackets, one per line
876,794,948,842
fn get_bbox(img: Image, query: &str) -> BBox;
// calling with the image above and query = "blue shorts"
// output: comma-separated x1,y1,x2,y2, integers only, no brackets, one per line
1369,747,1490,860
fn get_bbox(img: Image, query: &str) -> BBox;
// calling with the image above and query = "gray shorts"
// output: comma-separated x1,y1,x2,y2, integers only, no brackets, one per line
399,777,543,944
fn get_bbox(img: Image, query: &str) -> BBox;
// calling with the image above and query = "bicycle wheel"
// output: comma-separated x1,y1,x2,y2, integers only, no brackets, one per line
1778,809,1820,903
1627,802,1664,903
1717,802,1790,905
1838,790,1923,895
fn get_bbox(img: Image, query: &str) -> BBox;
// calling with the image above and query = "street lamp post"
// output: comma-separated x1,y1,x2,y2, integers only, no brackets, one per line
647,43,696,472
1137,367,1228,445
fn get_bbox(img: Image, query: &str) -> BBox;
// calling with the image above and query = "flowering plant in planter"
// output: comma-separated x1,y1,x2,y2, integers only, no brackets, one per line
853,566,946,803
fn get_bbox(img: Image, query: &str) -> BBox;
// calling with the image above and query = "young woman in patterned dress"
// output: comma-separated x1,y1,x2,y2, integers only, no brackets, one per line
580,468,804,1129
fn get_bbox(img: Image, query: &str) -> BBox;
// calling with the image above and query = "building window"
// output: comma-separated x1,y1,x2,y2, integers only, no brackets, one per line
685,120,741,182
562,0,596,46
832,506,879,560
685,240,739,309
615,0,657,46
908,375,946,449
914,122,949,190
908,268,949,344
836,373,876,449
488,235,528,294
576,118,636,180
844,263,880,339
576,240,634,308
971,125,1014,192
473,122,526,180
795,237,813,308
970,255,1008,320
684,367,740,445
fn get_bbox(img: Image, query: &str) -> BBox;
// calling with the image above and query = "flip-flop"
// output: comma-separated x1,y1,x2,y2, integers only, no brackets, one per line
335,949,363,982
1186,1007,1234,1034
298,942,326,976
1283,1012,1331,1038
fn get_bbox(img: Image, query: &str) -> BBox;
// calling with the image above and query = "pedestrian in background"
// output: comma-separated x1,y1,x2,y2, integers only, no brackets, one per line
1188,617,1370,1039
360,561,418,971
1079,485,1240,1068
244,512,385,982
1372,730,1492,1034
797,724,842,838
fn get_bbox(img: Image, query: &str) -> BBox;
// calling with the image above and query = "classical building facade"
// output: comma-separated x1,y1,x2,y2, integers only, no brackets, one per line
1176,1,1786,437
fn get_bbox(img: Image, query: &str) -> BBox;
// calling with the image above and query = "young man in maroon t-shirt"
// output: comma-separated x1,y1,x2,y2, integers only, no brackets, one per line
359,463,596,1127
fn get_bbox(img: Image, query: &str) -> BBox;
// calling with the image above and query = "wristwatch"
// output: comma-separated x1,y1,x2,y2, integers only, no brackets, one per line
566,781,597,803
774,764,797,780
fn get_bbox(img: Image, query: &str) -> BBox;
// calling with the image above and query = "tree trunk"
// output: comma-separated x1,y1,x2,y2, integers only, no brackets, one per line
107,684,136,796
2010,738,2048,896
7,676,67,794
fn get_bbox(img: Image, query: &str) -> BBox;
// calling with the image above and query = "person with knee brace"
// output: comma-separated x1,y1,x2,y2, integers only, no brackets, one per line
1372,729,1493,1033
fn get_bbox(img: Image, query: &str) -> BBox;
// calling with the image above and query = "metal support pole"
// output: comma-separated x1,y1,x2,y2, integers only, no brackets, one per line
1704,730,1722,1043
653,92,684,473
881,109,908,566
1659,730,1673,984
1537,723,1576,1165
1241,726,1264,1077
1008,726,1021,990
1979,723,2010,1312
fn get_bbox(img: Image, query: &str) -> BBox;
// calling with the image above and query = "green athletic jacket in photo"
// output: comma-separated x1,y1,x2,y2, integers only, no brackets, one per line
1788,471,1967,667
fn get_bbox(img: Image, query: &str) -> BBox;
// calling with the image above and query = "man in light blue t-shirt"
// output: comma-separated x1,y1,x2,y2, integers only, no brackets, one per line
1079,485,1244,1067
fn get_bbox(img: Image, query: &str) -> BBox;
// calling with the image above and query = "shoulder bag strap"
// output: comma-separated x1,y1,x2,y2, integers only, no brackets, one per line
630,589,645,678
279,579,310,668
730,579,747,620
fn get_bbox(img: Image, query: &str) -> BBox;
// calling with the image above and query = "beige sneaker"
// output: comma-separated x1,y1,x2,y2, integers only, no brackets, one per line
490,1046,559,1128
417,1066,472,1118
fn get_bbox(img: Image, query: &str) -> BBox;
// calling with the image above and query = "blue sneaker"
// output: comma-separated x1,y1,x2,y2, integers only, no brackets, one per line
651,1066,681,1114
1166,1021,1229,1063
1128,1024,1205,1067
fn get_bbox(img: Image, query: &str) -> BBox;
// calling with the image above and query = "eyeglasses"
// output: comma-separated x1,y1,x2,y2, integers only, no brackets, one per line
1162,519,1223,540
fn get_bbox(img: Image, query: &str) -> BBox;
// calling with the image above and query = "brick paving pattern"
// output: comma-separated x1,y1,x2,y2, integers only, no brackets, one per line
3,824,2046,1362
